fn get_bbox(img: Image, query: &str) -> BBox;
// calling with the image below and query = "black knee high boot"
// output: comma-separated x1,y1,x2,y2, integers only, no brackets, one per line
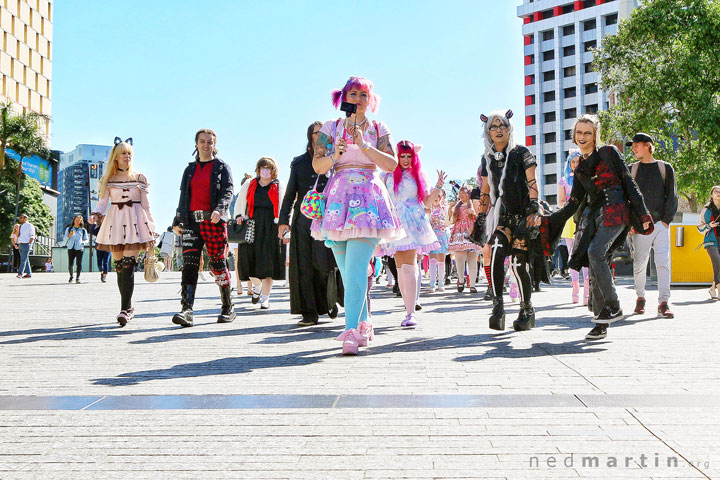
121,257,136,312
510,256,534,331
217,285,236,323
174,261,198,327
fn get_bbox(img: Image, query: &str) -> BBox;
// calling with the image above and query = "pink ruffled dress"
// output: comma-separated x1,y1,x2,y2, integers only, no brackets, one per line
93,174,157,252
448,202,477,252
311,119,404,243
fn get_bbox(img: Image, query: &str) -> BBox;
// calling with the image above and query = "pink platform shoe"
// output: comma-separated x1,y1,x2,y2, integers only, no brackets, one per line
358,321,374,347
336,329,362,355
583,277,590,306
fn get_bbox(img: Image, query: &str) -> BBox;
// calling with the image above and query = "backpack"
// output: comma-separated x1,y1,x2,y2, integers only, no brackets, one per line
630,161,667,185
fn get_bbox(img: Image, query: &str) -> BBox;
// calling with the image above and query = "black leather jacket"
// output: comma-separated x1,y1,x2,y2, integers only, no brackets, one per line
174,157,234,226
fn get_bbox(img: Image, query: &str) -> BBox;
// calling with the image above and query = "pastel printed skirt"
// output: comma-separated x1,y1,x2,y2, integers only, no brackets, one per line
379,200,440,256
311,168,404,243
429,225,450,254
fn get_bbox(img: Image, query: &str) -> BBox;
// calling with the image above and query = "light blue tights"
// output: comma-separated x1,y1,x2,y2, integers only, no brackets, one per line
327,238,380,330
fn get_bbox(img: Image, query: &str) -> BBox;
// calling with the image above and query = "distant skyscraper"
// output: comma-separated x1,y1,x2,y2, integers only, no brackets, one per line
517,0,639,206
0,0,53,138
56,144,111,239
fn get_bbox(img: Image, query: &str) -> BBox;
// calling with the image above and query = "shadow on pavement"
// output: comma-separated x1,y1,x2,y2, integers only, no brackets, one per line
91,346,339,386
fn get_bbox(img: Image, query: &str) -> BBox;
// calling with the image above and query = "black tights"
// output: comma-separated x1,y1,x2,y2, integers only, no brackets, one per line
488,231,532,303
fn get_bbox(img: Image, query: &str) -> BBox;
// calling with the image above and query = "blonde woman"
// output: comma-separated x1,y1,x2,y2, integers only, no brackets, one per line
234,157,286,310
90,137,156,326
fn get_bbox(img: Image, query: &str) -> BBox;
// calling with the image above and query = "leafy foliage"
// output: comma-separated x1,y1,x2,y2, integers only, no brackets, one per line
594,0,720,211
0,158,53,250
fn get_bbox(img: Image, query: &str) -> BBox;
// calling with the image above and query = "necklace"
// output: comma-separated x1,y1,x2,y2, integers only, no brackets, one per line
118,167,128,172
346,117,368,129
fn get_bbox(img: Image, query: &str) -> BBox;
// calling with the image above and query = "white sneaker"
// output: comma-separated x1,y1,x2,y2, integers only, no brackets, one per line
437,285,445,292
260,296,270,309
430,286,437,293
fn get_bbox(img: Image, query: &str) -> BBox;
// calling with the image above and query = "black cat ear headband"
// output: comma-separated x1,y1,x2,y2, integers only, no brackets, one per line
114,136,133,146
480,109,513,123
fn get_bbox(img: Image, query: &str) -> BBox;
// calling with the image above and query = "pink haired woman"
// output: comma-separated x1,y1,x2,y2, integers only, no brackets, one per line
449,184,479,293
380,140,446,327
312,76,404,355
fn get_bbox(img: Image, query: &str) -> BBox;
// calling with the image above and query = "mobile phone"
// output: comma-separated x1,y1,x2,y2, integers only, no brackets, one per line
340,101,357,117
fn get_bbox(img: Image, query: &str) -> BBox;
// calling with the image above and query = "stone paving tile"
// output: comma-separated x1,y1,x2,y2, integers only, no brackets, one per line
2,273,720,477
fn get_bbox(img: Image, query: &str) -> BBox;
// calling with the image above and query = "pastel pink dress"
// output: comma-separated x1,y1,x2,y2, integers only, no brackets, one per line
448,202,477,252
93,174,156,252
311,119,404,243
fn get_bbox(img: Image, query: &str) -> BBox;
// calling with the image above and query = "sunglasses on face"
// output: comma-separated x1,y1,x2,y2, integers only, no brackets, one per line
489,125,509,132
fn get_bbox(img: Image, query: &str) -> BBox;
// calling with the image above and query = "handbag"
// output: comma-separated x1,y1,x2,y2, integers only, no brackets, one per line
300,173,330,220
144,251,160,282
228,218,255,244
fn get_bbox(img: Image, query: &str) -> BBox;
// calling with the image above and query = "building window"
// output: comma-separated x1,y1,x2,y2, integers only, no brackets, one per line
564,87,576,98
545,153,557,164
542,30,554,41
543,70,555,82
562,4,574,14
586,104,599,114
583,19,596,31
563,45,575,57
543,91,556,102
563,66,576,77
562,24,575,35
544,111,556,123
545,174,557,185
564,107,577,118
583,0,595,8
605,13,618,26
584,62,595,73
585,83,598,94
543,50,555,61
584,40,597,52
527,33,535,44
565,129,573,140
545,132,556,143
546,194,557,205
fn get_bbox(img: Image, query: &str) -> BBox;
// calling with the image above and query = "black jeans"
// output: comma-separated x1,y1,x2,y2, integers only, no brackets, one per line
68,249,83,278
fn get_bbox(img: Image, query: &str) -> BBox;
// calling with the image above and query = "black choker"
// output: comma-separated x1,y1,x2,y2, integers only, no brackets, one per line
118,167,127,172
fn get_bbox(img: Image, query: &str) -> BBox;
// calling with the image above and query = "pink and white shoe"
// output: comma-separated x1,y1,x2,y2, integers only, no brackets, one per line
358,321,374,347
336,329,361,355
583,278,590,306
571,281,580,304
401,314,417,327
116,307,134,327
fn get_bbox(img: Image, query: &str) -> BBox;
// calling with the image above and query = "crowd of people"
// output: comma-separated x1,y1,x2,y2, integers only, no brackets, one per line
10,75,720,355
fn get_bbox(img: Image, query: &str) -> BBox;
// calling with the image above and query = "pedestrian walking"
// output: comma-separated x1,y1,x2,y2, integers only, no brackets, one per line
89,214,111,282
157,227,176,272
63,214,89,283
428,189,450,292
172,129,235,327
234,157,286,310
90,137,157,326
15,214,35,278
380,140,444,327
558,149,590,305
626,133,678,318
476,109,541,332
311,76,403,355
548,115,653,340
448,184,479,293
698,185,720,300
278,122,343,326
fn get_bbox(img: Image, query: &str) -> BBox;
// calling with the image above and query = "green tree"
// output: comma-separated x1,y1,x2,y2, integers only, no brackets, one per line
594,0,720,211
0,158,53,251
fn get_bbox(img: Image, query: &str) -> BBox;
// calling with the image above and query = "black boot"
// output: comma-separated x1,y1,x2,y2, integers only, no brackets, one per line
483,285,494,301
173,284,195,327
513,301,536,331
217,285,236,323
489,297,506,331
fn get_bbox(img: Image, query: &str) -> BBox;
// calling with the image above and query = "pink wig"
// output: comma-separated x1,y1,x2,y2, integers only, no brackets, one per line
394,140,427,203
331,76,381,113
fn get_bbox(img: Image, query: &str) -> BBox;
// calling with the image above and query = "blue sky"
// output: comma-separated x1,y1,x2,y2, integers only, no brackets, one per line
51,1,526,226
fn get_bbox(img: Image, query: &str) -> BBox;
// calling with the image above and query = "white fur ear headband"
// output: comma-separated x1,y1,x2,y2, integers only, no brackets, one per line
413,144,423,153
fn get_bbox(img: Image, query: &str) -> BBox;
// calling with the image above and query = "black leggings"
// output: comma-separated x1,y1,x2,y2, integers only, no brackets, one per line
68,249,83,277
707,246,720,284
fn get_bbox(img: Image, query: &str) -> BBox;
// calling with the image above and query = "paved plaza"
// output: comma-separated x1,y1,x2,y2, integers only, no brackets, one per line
1,271,719,479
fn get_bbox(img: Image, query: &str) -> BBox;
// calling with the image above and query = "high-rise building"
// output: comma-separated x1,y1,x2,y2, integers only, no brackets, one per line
56,144,111,239
517,0,639,206
0,0,53,137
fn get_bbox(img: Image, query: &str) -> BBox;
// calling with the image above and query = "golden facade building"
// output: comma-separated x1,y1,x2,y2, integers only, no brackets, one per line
0,0,53,136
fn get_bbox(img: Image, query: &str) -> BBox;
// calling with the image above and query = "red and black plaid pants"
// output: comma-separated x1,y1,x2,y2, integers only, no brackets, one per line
182,220,230,286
